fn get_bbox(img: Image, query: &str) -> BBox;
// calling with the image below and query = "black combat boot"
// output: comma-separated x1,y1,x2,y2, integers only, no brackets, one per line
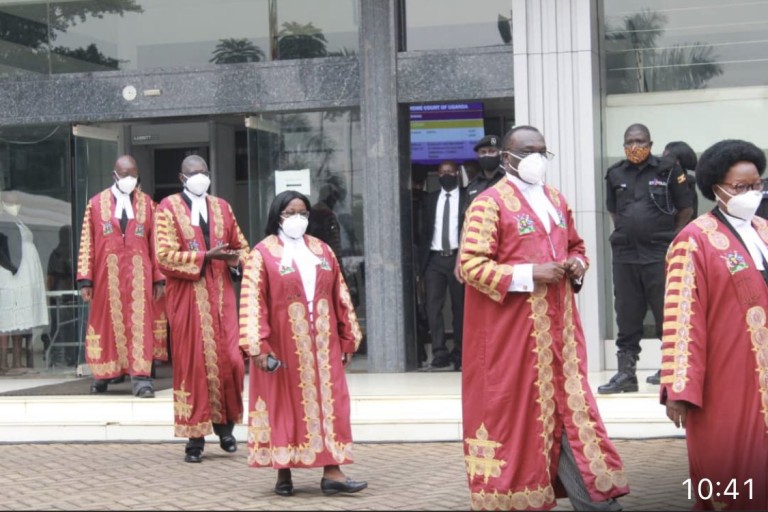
597,351,639,394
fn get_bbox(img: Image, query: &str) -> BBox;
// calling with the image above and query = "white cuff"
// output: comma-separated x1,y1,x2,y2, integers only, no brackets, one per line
508,264,534,292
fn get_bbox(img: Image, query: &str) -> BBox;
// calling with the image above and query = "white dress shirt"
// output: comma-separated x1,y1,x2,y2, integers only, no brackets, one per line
720,209,768,271
506,175,568,293
183,189,208,227
430,188,460,251
111,184,134,220
279,231,321,314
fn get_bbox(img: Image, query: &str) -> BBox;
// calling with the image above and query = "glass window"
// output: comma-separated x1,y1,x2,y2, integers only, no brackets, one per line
0,0,359,76
604,0,768,93
405,0,512,51
0,124,78,375
246,109,366,352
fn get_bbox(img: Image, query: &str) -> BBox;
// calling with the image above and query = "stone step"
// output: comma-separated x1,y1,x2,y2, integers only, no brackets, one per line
0,371,677,443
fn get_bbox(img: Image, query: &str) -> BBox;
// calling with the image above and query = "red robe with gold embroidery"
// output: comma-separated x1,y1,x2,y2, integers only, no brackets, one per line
661,212,768,511
238,234,362,468
155,193,249,438
459,179,629,511
77,189,165,380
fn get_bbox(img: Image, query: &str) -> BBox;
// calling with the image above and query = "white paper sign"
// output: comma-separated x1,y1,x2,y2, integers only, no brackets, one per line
275,169,311,195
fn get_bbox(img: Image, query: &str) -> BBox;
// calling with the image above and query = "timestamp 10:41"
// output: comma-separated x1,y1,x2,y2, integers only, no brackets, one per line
683,478,753,501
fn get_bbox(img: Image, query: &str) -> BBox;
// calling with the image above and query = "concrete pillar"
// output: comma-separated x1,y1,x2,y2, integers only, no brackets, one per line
512,0,606,370
358,0,416,372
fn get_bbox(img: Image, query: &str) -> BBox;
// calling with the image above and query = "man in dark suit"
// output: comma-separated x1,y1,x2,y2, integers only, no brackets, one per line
418,160,467,371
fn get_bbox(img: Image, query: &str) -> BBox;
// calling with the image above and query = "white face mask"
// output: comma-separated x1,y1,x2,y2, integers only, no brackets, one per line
2,202,20,217
114,173,138,195
184,174,211,196
717,186,762,221
506,152,547,185
281,214,309,239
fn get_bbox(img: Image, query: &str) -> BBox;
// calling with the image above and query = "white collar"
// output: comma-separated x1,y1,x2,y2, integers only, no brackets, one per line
111,184,135,220
720,207,752,229
184,189,208,226
278,231,322,306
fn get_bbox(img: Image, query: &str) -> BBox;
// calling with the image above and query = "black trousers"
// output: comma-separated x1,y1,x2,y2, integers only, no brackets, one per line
612,260,665,355
424,251,464,364
186,422,234,452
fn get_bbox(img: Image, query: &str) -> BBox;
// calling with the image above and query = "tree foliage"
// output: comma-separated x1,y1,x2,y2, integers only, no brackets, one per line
210,38,265,64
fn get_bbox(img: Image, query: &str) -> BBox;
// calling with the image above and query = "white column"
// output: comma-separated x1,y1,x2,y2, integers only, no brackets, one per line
513,0,606,370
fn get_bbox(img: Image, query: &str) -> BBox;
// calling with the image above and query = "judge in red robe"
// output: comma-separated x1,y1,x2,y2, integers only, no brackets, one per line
239,190,367,497
459,126,629,511
661,139,768,511
154,155,249,463
77,155,165,398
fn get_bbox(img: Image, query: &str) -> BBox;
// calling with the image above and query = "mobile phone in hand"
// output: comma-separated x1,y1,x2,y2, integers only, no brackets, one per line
265,355,282,373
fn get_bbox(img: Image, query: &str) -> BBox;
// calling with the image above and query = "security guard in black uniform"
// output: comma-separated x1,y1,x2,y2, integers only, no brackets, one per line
466,134,505,205
599,123,694,394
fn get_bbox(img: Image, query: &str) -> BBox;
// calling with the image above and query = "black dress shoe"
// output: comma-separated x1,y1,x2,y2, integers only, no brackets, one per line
320,477,368,495
90,382,108,394
646,369,661,385
184,449,203,463
136,387,155,398
274,480,294,496
219,435,237,453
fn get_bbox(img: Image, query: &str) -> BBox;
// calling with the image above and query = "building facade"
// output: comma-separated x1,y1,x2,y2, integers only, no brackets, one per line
0,0,765,374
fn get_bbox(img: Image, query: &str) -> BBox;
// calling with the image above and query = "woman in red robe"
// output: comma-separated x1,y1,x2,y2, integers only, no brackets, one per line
239,190,367,497
661,139,768,511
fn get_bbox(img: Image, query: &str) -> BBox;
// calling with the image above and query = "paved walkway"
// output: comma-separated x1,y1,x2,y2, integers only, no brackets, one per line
0,438,692,510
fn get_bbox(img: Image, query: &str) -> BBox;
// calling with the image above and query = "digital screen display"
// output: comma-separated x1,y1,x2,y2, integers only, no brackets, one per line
410,102,485,165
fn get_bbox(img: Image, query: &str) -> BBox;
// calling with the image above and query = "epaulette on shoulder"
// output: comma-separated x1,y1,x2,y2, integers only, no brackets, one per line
606,160,626,174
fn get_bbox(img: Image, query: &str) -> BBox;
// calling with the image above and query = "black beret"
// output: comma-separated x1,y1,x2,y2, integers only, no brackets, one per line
473,134,501,152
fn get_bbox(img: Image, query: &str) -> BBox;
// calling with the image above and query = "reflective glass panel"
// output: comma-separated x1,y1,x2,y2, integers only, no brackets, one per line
0,0,359,76
0,124,77,375
405,0,512,51
604,0,768,93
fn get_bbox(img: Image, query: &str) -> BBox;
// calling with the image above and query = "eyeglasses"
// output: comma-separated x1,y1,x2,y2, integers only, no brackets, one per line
506,150,555,161
281,211,309,219
719,181,766,195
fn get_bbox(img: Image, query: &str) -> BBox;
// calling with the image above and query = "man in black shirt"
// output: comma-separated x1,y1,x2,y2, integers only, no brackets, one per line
466,134,505,203
599,123,694,394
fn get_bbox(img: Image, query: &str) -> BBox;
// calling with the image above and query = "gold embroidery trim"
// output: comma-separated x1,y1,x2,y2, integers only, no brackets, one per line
174,421,212,439
168,194,196,241
174,380,193,421
248,300,354,467
99,189,112,223
194,278,223,424
661,238,697,392
460,197,514,303
135,190,147,225
744,306,768,430
528,284,556,470
155,208,200,275
130,254,151,374
338,274,363,350
107,254,129,369
464,423,506,484
239,250,264,356
470,485,555,511
209,196,224,240
77,202,94,278
561,281,627,492
85,325,102,360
